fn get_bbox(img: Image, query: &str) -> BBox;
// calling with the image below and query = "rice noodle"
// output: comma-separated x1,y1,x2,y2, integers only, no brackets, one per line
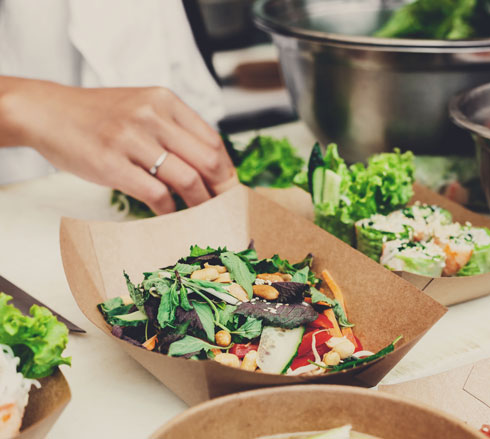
0,344,39,413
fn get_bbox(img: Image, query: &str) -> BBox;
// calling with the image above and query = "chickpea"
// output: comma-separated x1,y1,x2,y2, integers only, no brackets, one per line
332,340,356,360
214,353,240,368
215,330,231,347
240,350,258,372
323,351,341,366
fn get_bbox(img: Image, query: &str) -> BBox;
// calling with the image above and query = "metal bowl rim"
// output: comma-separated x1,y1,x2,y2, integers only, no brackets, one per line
449,82,490,143
253,0,490,51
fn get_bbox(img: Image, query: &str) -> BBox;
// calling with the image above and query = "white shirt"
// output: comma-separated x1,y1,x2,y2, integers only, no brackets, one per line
0,0,224,184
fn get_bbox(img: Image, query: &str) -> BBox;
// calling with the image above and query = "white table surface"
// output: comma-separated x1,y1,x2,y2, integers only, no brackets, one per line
2,121,490,439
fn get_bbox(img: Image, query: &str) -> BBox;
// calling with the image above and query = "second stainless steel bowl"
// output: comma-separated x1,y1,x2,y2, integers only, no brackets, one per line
253,0,490,162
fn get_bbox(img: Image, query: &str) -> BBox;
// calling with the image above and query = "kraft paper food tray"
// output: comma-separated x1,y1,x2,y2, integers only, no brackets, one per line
257,183,490,306
151,385,485,439
379,357,490,431
16,369,71,439
60,185,446,406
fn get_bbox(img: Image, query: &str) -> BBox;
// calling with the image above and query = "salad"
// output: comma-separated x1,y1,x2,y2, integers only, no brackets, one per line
0,293,71,438
374,0,490,40
98,245,400,375
301,143,490,277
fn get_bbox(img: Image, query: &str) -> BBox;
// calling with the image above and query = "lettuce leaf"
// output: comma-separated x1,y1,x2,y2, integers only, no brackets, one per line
236,136,304,188
305,144,415,245
0,293,71,379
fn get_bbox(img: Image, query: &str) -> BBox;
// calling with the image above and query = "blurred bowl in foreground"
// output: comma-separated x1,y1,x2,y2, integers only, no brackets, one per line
450,82,490,210
253,0,490,162
151,384,484,439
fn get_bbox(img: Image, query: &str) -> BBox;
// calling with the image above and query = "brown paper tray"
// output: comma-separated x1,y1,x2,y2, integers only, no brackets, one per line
60,185,446,406
16,369,71,439
151,385,485,439
257,183,490,306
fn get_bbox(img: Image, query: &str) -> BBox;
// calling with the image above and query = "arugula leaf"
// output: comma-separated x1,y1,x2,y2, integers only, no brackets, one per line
189,245,220,257
192,301,216,342
168,335,220,357
235,301,318,329
308,288,353,328
220,251,256,299
254,254,319,286
0,293,71,379
231,317,262,340
173,263,200,276
320,336,403,372
124,271,148,313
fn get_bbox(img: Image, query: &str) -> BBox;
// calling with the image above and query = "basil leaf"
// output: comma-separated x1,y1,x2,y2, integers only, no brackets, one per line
310,287,328,303
235,301,317,329
291,266,309,283
232,317,262,340
220,251,256,299
142,277,171,295
218,304,237,327
173,263,199,276
192,301,215,342
168,335,220,357
189,245,219,257
98,297,133,317
124,271,148,313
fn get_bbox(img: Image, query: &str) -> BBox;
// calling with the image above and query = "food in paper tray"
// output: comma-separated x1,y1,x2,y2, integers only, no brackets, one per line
257,425,379,439
300,143,490,277
0,293,70,438
98,245,400,375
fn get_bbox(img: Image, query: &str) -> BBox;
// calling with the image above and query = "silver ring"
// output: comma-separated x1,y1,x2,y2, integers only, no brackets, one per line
149,151,169,176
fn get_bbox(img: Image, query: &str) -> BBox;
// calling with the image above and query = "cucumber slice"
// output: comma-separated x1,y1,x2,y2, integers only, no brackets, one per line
322,169,341,206
257,326,305,374
312,168,325,205
110,310,148,327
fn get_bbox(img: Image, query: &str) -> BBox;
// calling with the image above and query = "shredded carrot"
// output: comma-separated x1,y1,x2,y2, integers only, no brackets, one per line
323,309,342,338
321,269,358,349
142,334,158,351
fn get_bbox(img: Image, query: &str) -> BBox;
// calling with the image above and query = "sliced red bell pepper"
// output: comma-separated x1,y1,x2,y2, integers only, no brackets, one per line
229,343,259,359
309,313,334,330
297,329,332,357
291,344,330,370
353,335,363,353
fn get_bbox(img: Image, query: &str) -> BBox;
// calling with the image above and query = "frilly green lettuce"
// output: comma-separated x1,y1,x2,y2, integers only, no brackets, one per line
0,293,71,379
305,144,415,245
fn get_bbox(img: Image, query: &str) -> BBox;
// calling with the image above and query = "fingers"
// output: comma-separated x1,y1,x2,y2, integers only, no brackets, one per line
112,160,176,215
126,137,212,207
153,119,237,193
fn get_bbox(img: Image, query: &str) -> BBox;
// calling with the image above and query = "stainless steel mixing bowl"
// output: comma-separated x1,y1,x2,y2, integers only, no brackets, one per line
450,82,490,209
253,0,490,162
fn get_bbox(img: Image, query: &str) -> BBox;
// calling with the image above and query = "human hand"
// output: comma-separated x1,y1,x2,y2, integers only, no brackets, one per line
1,78,237,214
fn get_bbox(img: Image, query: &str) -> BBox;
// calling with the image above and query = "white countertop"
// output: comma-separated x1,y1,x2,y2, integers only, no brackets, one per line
2,121,490,438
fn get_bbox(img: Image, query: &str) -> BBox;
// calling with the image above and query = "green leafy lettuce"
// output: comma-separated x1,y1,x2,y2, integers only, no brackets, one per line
0,293,71,379
304,143,414,245
374,0,490,40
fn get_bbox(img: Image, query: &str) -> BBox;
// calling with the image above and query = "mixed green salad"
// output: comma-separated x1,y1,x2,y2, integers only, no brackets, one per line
374,0,490,40
302,143,490,277
98,245,400,375
0,293,71,437
112,135,304,218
